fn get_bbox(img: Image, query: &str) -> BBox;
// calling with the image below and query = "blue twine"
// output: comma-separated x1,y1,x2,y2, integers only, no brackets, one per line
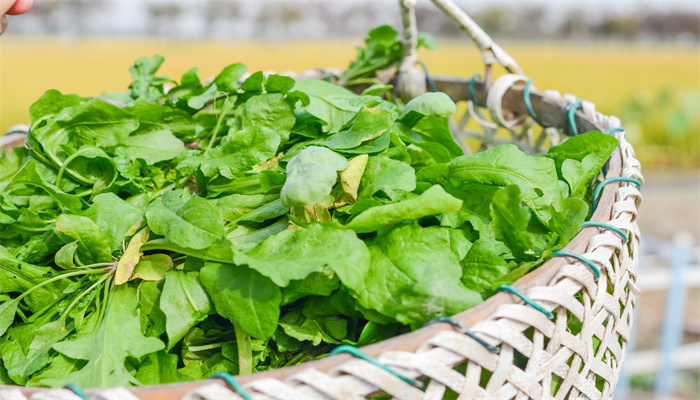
330,345,423,388
551,250,601,281
496,285,554,319
63,383,89,400
424,316,500,354
523,78,545,127
210,372,254,400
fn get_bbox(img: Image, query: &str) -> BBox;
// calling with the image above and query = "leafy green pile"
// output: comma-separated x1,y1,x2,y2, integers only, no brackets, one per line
0,26,619,388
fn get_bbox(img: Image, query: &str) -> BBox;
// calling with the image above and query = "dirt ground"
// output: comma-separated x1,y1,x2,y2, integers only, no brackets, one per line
631,170,700,396
637,170,700,240
634,169,699,346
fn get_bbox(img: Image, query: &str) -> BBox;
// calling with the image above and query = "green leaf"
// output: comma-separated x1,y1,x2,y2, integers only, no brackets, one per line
54,242,79,269
241,94,296,143
132,254,173,282
2,321,72,385
82,193,144,253
418,32,438,50
213,63,248,92
187,84,219,110
355,224,481,325
441,183,499,234
294,79,372,133
278,309,345,345
358,155,416,199
319,105,394,150
141,238,236,264
545,131,619,199
200,262,281,340
180,127,280,179
0,147,27,183
51,285,165,388
345,185,462,233
145,189,225,250
209,194,278,221
449,145,562,224
28,89,87,130
55,214,113,264
411,116,464,158
265,74,296,94
240,71,265,93
281,146,349,207
547,198,589,250
399,92,456,128
0,299,19,337
37,98,138,149
161,270,212,350
25,354,80,387
124,100,196,140
490,185,533,257
461,237,511,298
282,270,340,305
129,56,169,102
5,160,84,214
56,146,117,195
135,350,192,385
136,281,167,338
122,130,185,165
0,247,62,311
234,224,369,289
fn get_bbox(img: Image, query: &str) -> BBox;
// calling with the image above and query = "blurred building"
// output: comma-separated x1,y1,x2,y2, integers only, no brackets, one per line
6,0,699,42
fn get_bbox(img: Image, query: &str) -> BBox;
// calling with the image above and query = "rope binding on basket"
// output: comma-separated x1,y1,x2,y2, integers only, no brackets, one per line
329,345,424,388
416,60,438,92
581,221,629,244
496,285,554,319
567,98,583,135
605,127,625,135
423,316,501,353
550,250,601,281
523,78,546,127
209,372,254,400
468,73,485,107
63,383,89,400
592,177,642,211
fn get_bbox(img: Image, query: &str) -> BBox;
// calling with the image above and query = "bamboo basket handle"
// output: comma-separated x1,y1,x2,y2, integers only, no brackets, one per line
397,0,523,95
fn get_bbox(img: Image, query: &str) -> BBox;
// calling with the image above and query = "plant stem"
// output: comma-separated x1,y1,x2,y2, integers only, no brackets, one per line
234,324,253,375
204,97,233,155
188,342,228,352
14,268,113,304
55,147,97,189
58,271,113,326
282,351,309,368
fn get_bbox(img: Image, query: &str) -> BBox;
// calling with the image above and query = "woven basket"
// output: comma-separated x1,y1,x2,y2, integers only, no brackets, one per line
0,1,644,399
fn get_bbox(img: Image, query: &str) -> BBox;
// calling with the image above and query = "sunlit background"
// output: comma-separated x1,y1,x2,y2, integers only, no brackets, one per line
1,1,698,398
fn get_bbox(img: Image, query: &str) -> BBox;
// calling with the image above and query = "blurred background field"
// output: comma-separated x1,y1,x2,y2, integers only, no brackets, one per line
0,1,698,398
1,40,698,170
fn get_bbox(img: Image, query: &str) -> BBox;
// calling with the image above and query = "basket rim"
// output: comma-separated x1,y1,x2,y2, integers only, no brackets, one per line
0,78,626,398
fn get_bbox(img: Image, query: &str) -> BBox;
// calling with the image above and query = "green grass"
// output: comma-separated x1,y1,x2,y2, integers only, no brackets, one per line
1,37,697,168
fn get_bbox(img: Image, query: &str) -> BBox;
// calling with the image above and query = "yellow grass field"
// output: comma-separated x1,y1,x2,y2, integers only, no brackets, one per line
1,36,697,134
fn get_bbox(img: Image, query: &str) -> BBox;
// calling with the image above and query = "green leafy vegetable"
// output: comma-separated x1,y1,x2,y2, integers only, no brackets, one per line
0,26,616,387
